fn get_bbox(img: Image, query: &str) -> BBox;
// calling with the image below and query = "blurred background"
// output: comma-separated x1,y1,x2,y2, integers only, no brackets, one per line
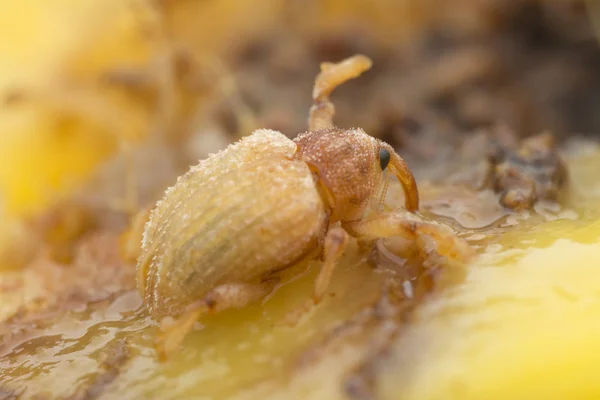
2,0,600,221
2,1,600,399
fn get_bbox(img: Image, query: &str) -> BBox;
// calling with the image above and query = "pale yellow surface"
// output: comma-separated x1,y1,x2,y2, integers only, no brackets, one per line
379,223,600,400
0,0,148,216
0,0,283,218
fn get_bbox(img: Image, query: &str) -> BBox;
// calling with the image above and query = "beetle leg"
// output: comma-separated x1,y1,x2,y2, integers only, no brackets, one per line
277,226,348,328
342,211,474,265
313,225,349,304
155,280,279,361
155,301,208,362
343,211,420,241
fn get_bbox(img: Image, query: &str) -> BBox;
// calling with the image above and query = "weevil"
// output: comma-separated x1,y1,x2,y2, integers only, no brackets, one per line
137,54,466,360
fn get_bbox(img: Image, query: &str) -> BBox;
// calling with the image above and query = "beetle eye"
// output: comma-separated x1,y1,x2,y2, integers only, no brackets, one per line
379,148,391,171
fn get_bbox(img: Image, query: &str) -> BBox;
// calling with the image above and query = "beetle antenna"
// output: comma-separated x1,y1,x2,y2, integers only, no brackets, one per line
388,148,419,211
308,54,372,131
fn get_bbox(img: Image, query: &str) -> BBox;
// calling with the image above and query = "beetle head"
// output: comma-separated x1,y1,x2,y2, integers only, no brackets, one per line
293,127,418,222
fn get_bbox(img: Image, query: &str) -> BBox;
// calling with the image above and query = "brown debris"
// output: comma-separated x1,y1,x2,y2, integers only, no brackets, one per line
67,339,131,400
0,387,22,400
0,232,136,353
484,130,568,210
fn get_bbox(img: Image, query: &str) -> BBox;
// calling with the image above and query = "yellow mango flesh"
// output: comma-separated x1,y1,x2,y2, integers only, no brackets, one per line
380,222,600,400
2,145,600,398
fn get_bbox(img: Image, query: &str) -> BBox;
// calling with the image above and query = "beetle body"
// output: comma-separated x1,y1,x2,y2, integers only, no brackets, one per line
138,129,327,317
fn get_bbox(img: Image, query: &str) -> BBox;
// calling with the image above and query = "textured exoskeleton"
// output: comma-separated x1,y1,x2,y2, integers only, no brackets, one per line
138,129,325,317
